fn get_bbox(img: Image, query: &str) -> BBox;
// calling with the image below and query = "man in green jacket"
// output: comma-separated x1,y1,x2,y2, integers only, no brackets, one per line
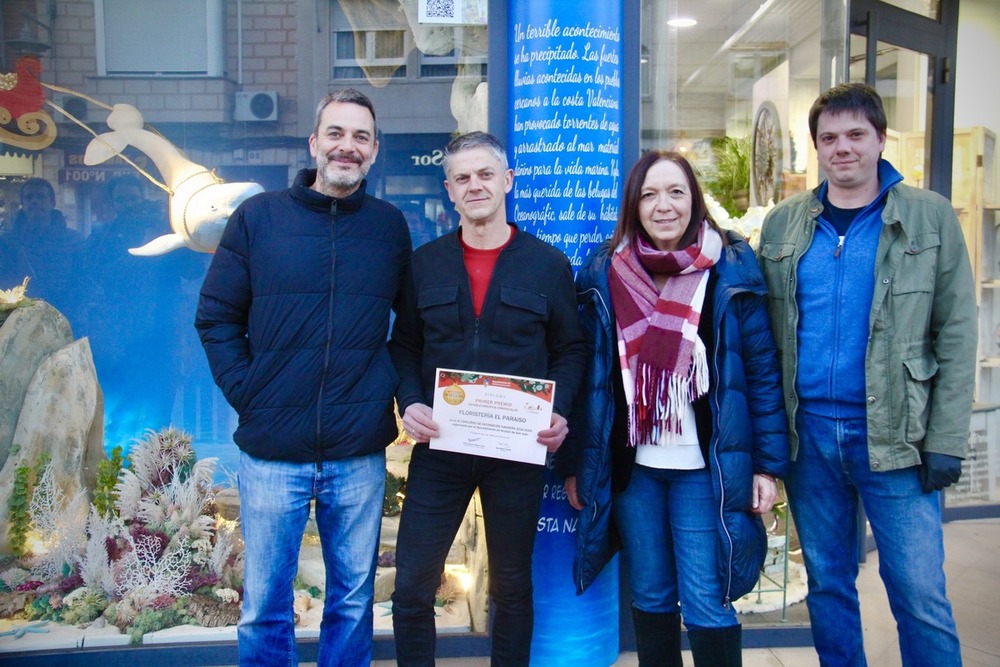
758,83,975,666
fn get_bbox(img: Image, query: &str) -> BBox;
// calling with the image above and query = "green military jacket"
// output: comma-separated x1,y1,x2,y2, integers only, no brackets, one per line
757,181,976,471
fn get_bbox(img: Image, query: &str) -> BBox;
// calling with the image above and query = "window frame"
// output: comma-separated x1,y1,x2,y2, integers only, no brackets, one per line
94,0,224,77
332,28,411,81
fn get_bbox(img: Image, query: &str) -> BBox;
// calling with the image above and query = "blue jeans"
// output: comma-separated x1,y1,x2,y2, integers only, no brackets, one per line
786,412,961,667
391,444,545,667
237,450,385,667
613,465,738,629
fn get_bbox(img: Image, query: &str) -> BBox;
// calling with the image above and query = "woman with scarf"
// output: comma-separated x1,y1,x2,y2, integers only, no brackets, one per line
558,151,789,666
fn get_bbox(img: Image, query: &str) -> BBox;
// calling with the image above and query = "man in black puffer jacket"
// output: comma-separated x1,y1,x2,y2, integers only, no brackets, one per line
195,88,410,667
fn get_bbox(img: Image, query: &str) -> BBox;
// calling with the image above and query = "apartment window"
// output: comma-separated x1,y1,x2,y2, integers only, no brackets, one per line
95,0,224,76
333,29,409,81
332,1,409,82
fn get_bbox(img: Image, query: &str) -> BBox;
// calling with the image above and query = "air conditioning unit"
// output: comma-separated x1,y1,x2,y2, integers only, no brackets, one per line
234,91,278,122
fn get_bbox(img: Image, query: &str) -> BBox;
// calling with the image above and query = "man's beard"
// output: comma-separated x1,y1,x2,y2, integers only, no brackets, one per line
316,154,372,194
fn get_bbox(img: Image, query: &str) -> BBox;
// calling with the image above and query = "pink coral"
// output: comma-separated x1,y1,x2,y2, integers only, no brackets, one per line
149,594,176,610
15,580,44,592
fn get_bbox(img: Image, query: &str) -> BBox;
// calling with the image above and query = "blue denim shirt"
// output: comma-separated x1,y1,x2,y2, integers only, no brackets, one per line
794,162,902,418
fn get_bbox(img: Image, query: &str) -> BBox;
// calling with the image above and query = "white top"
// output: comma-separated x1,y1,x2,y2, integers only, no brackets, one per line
634,401,706,470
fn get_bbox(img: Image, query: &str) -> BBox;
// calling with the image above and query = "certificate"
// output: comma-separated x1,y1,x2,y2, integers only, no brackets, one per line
430,368,555,465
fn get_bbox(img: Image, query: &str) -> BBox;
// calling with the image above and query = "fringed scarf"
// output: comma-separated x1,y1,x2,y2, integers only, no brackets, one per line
609,220,723,446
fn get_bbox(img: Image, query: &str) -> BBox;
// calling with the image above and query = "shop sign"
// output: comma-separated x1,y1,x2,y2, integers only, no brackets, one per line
407,148,445,168
58,167,134,184
382,133,452,175
60,151,152,185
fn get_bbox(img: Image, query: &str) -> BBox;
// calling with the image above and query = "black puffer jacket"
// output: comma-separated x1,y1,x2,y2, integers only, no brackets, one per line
195,169,411,461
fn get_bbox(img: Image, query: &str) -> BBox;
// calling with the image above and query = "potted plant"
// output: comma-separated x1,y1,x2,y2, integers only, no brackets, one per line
705,136,752,218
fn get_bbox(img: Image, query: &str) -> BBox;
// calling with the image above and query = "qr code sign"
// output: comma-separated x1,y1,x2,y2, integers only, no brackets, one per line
425,0,456,19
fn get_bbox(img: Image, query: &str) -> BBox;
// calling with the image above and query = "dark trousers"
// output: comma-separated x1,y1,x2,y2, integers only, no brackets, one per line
391,444,545,666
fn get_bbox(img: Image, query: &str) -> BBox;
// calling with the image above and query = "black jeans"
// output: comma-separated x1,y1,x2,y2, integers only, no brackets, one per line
391,444,545,666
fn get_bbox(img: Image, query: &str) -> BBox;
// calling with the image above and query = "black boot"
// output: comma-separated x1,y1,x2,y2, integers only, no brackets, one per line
687,623,742,667
631,607,682,667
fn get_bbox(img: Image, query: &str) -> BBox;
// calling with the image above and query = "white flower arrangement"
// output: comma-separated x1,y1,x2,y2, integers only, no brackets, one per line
706,193,774,251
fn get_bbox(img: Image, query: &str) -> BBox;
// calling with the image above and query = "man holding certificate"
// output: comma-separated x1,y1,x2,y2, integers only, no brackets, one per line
388,131,587,666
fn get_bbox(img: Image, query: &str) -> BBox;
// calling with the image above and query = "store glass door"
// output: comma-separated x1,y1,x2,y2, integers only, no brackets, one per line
849,0,956,195
850,1,1000,520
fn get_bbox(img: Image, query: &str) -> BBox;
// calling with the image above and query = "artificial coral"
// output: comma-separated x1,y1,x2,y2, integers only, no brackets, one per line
0,427,244,643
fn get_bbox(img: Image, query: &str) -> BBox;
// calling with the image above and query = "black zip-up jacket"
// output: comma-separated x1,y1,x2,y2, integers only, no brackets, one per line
388,225,587,423
195,169,411,461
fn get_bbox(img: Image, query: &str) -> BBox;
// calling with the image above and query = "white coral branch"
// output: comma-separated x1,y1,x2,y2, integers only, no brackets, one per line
78,507,121,596
208,521,237,579
134,490,169,527
29,465,65,537
115,530,193,600
41,491,89,580
28,466,89,581
14,428,241,612
119,428,197,500
114,471,145,523
115,450,217,540
166,458,217,535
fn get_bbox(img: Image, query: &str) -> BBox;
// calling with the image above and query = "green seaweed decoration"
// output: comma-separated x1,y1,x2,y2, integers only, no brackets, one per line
7,452,54,557
126,603,192,644
25,593,63,622
93,445,125,517
33,452,52,486
8,465,33,558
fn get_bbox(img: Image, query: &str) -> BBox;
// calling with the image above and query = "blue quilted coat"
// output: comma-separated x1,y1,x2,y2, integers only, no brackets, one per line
558,232,789,602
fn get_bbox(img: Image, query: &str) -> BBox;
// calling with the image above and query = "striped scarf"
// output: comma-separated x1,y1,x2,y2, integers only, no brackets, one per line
609,221,723,446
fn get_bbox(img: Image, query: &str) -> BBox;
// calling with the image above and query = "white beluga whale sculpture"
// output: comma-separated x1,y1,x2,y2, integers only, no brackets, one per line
84,103,264,255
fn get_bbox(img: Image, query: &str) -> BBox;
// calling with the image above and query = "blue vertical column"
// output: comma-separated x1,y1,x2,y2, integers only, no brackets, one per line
505,2,623,665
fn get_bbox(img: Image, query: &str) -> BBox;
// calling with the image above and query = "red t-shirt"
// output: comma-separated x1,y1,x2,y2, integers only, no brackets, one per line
461,227,516,316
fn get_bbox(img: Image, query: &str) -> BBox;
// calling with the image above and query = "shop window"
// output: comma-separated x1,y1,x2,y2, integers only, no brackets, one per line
95,0,224,76
640,45,651,98
419,28,487,79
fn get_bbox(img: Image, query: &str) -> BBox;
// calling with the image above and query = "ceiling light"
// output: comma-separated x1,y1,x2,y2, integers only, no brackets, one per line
667,18,697,28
